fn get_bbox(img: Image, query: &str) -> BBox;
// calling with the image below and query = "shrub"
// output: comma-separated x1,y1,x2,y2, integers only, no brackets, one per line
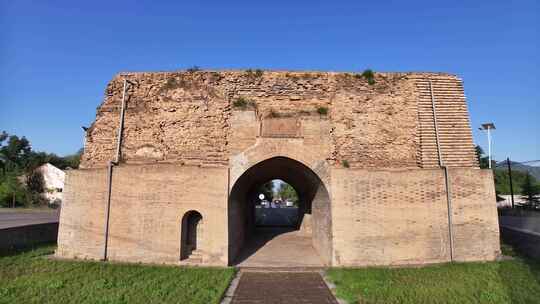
317,106,328,115
163,78,178,90
233,97,256,110
246,69,264,79
233,97,248,109
286,73,299,80
342,160,350,168
361,69,375,85
186,66,201,73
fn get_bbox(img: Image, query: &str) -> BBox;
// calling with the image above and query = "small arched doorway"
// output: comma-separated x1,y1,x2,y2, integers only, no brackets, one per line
180,210,203,260
228,156,332,266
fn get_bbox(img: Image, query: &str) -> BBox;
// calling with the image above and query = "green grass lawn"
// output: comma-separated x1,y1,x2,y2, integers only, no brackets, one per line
0,245,235,304
327,258,540,304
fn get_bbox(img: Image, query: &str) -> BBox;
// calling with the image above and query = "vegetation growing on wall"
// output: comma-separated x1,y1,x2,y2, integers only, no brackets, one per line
186,65,201,73
317,106,328,115
342,160,350,168
361,69,376,85
163,78,177,90
245,69,264,78
232,97,257,110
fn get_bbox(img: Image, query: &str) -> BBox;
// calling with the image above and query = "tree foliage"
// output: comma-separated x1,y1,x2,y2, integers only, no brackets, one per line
0,174,27,207
257,181,274,202
0,131,82,207
475,145,490,169
475,144,540,198
276,182,298,203
493,166,540,198
521,172,540,208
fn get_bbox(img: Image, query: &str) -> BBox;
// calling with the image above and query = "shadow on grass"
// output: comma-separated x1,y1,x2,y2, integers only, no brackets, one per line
0,241,56,258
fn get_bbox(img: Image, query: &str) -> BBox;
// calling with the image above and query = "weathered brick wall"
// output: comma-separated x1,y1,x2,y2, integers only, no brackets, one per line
81,70,477,169
330,167,499,266
332,73,419,168
412,74,479,168
60,69,494,267
311,182,332,265
449,168,500,261
58,165,499,266
57,169,108,259
57,164,229,266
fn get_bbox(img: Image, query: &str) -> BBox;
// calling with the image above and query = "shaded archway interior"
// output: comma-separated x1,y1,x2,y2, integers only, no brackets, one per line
228,157,332,266
180,211,202,261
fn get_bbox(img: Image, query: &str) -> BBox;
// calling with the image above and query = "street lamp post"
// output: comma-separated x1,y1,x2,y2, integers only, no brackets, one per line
479,123,496,169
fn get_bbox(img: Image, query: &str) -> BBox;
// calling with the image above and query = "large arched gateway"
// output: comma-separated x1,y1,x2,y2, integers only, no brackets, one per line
56,70,501,267
228,156,332,266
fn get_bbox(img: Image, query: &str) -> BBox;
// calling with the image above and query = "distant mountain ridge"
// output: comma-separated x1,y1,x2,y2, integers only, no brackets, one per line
495,160,540,180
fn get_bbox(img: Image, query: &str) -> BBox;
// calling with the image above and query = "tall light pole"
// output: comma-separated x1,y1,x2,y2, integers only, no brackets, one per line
479,123,496,169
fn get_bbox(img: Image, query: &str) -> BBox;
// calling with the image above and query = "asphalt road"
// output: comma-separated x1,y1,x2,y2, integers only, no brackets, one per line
499,216,540,234
255,207,298,226
0,209,60,229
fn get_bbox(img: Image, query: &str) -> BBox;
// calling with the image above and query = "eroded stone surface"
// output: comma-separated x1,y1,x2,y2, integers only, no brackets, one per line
81,70,477,169
57,70,497,268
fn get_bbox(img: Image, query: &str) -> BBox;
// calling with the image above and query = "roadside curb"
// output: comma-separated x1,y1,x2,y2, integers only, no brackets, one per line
220,270,242,304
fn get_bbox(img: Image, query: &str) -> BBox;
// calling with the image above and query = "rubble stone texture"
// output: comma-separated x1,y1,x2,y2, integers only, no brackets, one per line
57,70,500,267
81,71,477,169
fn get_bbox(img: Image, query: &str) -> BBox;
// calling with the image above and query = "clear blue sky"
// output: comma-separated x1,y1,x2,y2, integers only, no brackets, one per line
1,1,538,162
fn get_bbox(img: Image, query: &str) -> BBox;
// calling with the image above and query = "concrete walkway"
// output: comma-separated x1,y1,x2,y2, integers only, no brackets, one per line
234,228,324,268
229,271,338,304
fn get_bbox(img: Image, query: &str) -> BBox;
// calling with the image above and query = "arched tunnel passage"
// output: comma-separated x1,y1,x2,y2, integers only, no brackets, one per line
228,157,332,267
254,179,299,227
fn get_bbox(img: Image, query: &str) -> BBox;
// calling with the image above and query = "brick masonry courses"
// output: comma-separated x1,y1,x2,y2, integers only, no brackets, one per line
57,70,500,267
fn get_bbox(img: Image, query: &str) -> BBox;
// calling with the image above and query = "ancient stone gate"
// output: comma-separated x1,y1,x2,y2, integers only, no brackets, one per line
56,70,500,266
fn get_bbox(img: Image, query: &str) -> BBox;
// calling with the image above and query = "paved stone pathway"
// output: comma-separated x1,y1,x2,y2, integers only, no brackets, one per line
230,272,338,304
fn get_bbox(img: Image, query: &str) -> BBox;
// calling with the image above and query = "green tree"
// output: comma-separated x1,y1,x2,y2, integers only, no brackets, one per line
257,181,274,201
493,168,540,195
26,170,45,194
277,182,298,204
0,131,32,173
62,148,83,169
0,131,83,208
521,172,540,208
0,174,26,207
475,145,490,169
